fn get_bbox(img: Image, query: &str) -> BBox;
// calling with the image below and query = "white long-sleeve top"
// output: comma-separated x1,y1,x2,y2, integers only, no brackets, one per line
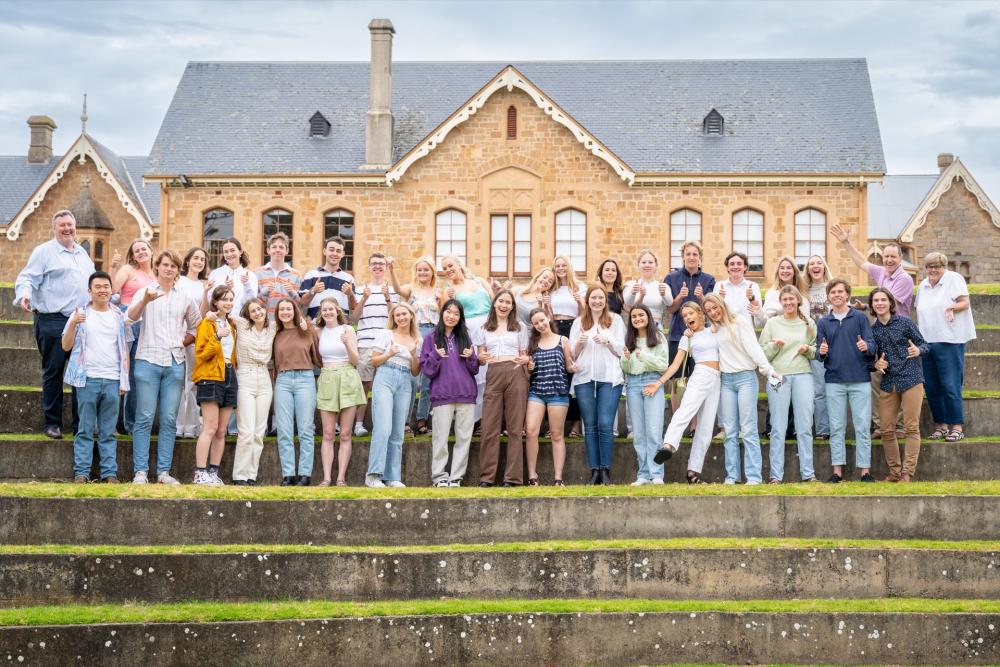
761,287,810,323
622,278,673,324
569,313,626,388
713,317,775,376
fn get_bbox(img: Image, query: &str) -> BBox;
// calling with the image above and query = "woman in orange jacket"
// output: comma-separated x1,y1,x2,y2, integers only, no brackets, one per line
192,286,238,485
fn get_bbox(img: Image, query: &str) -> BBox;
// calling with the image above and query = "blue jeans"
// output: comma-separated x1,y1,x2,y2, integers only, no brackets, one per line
370,363,413,482
411,323,435,423
274,369,317,477
922,342,965,425
720,370,762,483
74,377,121,479
809,359,829,436
133,358,185,475
826,382,872,468
575,381,623,470
766,373,815,481
625,372,665,480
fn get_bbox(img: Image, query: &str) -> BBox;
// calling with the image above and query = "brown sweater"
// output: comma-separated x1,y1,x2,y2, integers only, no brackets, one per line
273,327,321,372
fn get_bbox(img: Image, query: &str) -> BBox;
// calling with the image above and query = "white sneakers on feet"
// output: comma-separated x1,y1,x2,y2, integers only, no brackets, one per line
157,471,180,485
132,471,148,484
208,470,224,485
385,480,406,488
630,478,652,486
434,480,450,488
354,424,368,437
723,478,737,485
193,470,213,485
745,480,761,486
365,474,385,488
651,478,664,485
448,480,461,487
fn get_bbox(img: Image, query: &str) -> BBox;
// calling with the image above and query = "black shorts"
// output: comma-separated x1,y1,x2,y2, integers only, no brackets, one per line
666,340,695,381
196,366,238,408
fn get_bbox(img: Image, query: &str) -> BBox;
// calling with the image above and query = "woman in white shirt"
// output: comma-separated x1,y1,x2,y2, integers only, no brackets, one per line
761,256,809,322
552,256,587,437
176,247,211,439
474,289,531,486
703,293,780,485
623,249,673,328
570,285,626,485
207,238,258,318
315,298,366,486
515,268,555,325
230,297,276,485
915,252,976,442
803,254,833,439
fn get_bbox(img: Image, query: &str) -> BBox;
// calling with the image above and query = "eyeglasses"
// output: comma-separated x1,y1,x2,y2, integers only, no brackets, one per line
924,264,944,270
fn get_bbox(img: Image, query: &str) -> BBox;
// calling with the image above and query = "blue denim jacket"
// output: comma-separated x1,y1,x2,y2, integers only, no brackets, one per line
62,305,132,390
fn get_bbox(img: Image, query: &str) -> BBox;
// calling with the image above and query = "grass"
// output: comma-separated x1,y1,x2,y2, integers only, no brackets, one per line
2,597,998,626
2,537,997,556
1,479,998,500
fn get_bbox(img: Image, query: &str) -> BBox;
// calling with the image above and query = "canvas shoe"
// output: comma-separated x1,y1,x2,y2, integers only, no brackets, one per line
650,478,664,485
365,474,385,488
385,480,406,488
630,478,652,486
193,470,213,485
723,478,737,485
132,471,149,485
157,471,181,485
434,479,450,488
208,470,225,486
448,480,462,487
354,424,368,437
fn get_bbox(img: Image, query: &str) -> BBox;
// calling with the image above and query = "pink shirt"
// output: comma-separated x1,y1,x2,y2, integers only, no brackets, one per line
867,264,914,318
119,270,154,306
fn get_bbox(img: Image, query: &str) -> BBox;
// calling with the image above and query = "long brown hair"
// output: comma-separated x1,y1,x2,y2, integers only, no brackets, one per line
580,284,612,330
770,255,808,295
526,307,558,356
778,284,813,334
483,289,521,333
313,297,348,328
274,298,310,337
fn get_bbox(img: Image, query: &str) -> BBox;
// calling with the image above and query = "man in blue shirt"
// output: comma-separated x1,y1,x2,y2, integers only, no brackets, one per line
662,240,716,415
14,210,95,439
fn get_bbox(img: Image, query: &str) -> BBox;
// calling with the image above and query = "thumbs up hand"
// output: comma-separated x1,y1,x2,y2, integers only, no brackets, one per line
874,353,888,374
718,283,727,297
818,338,829,356
906,339,921,358
855,334,868,353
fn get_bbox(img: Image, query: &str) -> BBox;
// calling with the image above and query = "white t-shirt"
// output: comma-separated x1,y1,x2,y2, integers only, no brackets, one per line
916,270,976,344
318,324,350,365
473,325,529,358
550,284,586,318
679,328,720,363
207,265,258,317
83,309,121,381
216,319,235,364
623,278,674,324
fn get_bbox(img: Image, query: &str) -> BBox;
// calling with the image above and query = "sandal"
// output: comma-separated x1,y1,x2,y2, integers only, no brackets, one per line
928,427,947,440
415,420,429,436
945,429,966,442
527,478,539,486
686,470,706,485
317,480,331,487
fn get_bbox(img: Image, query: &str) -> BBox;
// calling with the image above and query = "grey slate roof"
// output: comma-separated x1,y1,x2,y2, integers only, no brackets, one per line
120,156,161,226
147,59,886,177
0,156,58,225
867,174,939,240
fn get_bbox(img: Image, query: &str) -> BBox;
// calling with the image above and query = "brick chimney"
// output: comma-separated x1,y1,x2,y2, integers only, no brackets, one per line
364,18,395,169
27,115,57,164
937,153,955,173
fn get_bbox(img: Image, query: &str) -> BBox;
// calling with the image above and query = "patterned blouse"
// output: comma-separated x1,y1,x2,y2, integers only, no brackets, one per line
871,314,928,393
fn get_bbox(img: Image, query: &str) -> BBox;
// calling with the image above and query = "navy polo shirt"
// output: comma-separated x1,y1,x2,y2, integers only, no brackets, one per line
663,268,716,342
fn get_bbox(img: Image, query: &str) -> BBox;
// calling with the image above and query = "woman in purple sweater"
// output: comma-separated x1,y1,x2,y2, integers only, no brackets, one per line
420,299,480,487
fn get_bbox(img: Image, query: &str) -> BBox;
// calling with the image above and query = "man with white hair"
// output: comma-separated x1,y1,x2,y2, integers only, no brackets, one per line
14,209,95,439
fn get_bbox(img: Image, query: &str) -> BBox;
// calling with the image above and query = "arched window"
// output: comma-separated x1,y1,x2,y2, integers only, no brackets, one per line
670,208,702,270
203,208,234,268
554,208,587,271
323,208,355,271
263,208,294,265
435,208,467,266
507,106,517,139
732,208,764,273
794,208,826,267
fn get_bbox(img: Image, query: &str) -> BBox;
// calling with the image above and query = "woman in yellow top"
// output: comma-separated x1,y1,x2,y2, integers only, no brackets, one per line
192,286,238,485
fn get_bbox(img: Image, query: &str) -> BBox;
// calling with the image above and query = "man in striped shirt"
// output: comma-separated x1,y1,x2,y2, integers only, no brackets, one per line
255,232,302,318
350,252,398,436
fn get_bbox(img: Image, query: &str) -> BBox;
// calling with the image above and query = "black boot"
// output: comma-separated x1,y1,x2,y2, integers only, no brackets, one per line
296,476,311,486
281,476,296,486
589,468,601,485
600,469,612,486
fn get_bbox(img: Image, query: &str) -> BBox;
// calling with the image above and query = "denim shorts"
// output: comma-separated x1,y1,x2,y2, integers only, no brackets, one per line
528,392,570,407
196,366,238,408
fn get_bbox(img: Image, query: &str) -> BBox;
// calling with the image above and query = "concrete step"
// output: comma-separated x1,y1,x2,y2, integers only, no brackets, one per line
0,322,35,348
0,605,997,666
2,492,998,545
968,327,1000,353
2,544,998,606
6,436,1000,486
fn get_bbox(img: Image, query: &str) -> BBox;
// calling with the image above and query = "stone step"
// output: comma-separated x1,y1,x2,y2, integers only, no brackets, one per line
1,492,997,545
0,605,996,666
1,544,997,607
0,322,35,348
6,436,1000,486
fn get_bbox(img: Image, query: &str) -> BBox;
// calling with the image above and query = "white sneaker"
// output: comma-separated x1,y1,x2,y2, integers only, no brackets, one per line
385,480,406,488
193,470,213,485
745,480,761,486
448,480,462,487
723,478,737,485
157,471,181,485
132,471,148,485
651,478,664,485
208,470,224,486
354,424,368,437
630,478,652,486
434,480,450,488
365,474,385,488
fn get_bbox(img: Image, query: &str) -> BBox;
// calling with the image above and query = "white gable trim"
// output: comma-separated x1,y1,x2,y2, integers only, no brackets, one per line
385,66,635,186
899,158,1000,243
5,134,153,241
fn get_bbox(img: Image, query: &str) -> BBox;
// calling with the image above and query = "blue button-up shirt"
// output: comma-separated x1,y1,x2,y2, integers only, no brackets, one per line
14,239,95,317
663,268,716,342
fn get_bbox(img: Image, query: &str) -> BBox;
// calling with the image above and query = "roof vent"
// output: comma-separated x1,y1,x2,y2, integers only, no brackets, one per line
703,109,724,136
309,111,331,137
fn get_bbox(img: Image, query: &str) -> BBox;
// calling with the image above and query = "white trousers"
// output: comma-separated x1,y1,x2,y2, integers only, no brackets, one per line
662,364,721,474
431,403,475,484
175,345,201,437
232,364,273,482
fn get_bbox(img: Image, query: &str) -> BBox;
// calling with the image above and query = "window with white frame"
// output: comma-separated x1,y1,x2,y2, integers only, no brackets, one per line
794,208,827,267
554,208,586,272
670,208,702,270
435,208,467,266
732,208,765,273
490,214,531,276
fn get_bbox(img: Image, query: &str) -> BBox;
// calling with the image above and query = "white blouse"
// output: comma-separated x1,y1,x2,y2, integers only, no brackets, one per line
569,313,626,388
474,325,529,358
622,278,674,324
372,328,414,364
916,270,976,344
550,284,586,318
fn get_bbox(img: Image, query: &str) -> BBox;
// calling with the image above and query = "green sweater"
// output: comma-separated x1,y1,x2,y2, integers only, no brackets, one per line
758,315,816,375
620,335,671,376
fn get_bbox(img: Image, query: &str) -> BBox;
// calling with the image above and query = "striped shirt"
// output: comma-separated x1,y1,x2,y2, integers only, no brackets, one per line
232,316,277,368
529,339,571,396
353,283,398,348
255,263,302,317
132,284,202,366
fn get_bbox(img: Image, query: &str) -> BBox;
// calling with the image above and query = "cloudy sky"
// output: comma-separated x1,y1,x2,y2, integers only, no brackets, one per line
1,0,998,197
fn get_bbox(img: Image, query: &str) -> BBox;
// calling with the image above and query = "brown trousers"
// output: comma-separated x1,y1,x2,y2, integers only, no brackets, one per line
479,361,528,484
880,383,923,479
871,372,904,431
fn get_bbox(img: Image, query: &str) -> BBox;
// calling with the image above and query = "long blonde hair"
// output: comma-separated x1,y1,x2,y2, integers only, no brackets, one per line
386,301,420,339
777,284,814,335
552,255,579,291
412,255,437,288
523,268,555,297
803,254,832,288
702,292,743,347
770,255,808,295
441,254,472,280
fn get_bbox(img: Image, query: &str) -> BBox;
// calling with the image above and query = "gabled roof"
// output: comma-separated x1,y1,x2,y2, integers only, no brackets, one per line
0,156,59,225
147,59,886,178
866,174,939,239
898,157,1000,242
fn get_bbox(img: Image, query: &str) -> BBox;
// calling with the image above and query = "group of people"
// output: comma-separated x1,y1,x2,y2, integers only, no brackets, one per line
15,209,976,488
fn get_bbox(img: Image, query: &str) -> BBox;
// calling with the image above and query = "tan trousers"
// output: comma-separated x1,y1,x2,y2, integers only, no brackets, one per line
871,372,904,431
880,383,923,479
479,361,528,484
233,365,273,482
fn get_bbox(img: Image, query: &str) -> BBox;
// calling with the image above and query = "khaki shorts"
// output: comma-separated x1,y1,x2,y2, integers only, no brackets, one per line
317,365,367,413
356,347,376,382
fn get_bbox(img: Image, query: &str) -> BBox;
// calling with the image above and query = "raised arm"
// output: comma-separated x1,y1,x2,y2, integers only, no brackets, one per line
830,224,871,272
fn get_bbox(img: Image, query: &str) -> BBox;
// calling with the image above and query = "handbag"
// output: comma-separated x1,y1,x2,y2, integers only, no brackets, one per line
674,342,689,402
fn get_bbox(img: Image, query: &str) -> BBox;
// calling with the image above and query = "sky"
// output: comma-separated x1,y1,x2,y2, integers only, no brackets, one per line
0,0,998,198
